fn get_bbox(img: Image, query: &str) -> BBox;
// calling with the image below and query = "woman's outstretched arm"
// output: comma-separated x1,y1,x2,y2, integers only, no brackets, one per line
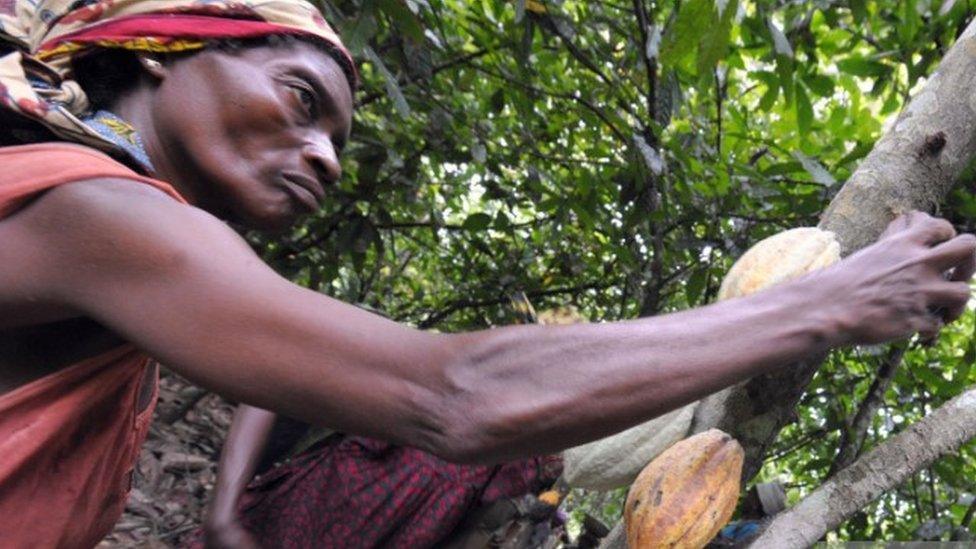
4,180,973,462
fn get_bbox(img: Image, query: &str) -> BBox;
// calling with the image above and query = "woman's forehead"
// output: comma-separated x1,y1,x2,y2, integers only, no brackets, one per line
227,40,355,104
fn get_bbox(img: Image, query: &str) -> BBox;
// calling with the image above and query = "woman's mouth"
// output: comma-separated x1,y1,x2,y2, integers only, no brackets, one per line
279,172,324,212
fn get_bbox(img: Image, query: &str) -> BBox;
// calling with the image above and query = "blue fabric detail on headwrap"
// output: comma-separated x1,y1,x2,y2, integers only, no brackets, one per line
27,77,153,171
81,110,155,172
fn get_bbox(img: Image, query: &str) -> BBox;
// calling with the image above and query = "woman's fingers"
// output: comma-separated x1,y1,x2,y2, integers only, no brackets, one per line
924,234,976,280
947,235,976,282
905,213,957,246
925,281,973,323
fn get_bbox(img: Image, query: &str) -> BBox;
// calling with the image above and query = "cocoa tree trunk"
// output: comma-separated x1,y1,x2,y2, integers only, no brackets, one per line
602,17,976,548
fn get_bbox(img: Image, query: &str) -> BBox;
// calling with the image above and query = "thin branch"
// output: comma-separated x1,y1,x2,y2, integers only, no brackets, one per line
928,467,940,522
828,343,908,477
415,281,614,329
357,49,490,107
715,67,725,154
377,215,553,232
765,428,830,463
631,0,657,124
961,493,976,530
470,64,631,144
538,15,614,88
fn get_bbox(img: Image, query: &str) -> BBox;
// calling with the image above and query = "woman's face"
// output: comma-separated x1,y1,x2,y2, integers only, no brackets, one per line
146,41,354,231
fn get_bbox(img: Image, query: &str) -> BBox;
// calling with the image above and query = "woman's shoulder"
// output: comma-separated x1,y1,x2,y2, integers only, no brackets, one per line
0,141,125,165
0,141,187,209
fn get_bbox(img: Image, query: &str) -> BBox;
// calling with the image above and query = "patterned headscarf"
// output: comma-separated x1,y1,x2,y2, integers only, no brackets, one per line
0,0,353,170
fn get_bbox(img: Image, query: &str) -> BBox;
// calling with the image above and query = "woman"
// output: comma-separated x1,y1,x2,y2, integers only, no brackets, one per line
200,404,562,548
1,1,972,547
0,3,356,546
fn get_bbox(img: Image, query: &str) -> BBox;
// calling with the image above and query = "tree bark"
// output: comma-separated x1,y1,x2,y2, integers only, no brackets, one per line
748,387,976,548
597,521,625,549
819,18,976,254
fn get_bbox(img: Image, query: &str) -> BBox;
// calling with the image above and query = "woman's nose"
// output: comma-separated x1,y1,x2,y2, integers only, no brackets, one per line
301,137,342,186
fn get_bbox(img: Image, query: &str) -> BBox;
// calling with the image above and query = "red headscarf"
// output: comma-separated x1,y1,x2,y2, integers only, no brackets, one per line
0,0,354,154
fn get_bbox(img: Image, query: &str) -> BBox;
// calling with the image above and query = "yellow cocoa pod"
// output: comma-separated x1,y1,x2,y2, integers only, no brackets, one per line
717,227,840,301
625,429,744,549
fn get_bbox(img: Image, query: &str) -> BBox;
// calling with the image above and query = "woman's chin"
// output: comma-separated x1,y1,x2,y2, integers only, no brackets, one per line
231,200,304,233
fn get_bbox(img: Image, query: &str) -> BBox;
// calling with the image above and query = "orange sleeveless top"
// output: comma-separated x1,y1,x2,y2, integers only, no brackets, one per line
0,143,188,548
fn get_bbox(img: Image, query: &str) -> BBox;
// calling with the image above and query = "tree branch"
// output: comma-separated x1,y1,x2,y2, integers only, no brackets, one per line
748,388,976,548
357,49,490,107
471,63,631,144
631,0,657,124
828,343,908,477
414,281,613,329
819,20,976,253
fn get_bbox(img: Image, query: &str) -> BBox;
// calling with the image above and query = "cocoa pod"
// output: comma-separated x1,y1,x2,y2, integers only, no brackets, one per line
718,227,840,301
625,429,744,549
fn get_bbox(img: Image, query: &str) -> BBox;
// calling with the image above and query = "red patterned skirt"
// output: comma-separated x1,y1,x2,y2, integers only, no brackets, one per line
193,435,562,548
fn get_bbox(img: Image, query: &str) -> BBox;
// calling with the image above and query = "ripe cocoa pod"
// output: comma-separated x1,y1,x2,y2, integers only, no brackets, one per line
718,227,840,301
625,429,744,549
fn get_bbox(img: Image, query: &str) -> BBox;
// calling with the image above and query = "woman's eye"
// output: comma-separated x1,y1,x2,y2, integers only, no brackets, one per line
288,82,317,118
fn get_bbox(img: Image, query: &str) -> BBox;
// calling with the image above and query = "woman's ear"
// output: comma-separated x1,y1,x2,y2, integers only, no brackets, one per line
137,55,167,80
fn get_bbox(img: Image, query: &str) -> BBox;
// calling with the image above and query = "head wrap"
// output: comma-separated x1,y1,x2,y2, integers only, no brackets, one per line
0,0,353,170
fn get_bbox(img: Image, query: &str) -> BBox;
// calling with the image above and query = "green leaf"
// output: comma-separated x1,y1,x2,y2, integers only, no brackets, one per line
342,14,378,55
489,89,506,113
837,57,891,78
796,84,814,136
378,0,426,42
897,0,920,44
793,151,837,186
767,19,794,58
758,82,780,111
803,73,835,97
697,0,737,76
462,213,493,231
363,47,411,118
686,269,709,304
660,0,713,70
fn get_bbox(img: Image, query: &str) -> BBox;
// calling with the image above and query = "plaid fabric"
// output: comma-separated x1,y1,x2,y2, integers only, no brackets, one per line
191,435,562,549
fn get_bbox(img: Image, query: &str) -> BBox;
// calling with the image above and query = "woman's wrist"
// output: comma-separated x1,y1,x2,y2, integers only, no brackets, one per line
776,272,853,351
205,497,239,529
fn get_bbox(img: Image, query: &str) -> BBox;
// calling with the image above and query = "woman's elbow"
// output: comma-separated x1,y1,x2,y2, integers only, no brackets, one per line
416,334,521,464
424,415,506,465
413,383,505,464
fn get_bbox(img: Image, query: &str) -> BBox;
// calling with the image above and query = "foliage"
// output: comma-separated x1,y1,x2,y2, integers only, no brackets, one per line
267,0,976,540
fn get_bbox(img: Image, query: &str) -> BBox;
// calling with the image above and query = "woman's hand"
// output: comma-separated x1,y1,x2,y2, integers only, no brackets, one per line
813,211,976,346
204,518,260,549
